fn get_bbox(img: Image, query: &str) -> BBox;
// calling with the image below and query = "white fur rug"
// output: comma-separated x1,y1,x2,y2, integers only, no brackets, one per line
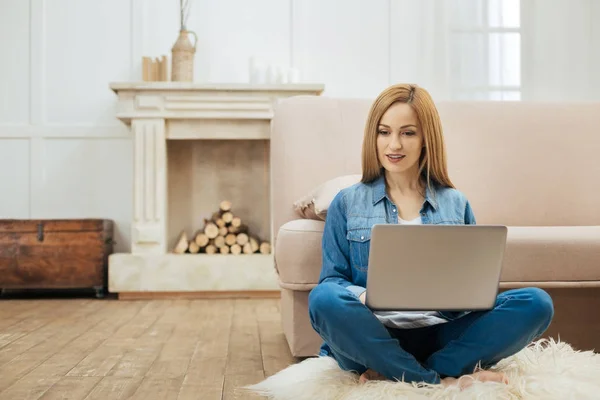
244,339,600,399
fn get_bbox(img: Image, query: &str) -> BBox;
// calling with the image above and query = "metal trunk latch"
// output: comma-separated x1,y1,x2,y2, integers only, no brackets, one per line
37,222,44,242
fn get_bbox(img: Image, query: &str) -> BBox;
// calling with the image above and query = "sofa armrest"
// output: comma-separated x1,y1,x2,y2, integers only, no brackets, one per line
274,219,324,290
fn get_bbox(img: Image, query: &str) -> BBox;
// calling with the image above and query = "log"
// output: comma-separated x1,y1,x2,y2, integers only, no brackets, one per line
215,218,226,228
249,237,260,253
225,233,237,246
222,212,234,224
228,224,248,234
214,235,226,248
259,241,271,254
212,211,222,221
243,243,253,254
194,233,209,247
205,244,217,254
230,244,242,255
236,233,249,246
220,245,230,254
231,216,242,228
173,231,189,254
220,200,232,212
218,226,228,237
204,222,219,239
188,240,200,254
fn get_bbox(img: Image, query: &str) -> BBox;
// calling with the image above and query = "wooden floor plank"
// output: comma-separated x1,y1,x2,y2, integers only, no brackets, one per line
38,377,101,400
0,301,87,361
0,300,51,331
0,375,61,400
256,299,297,377
144,300,195,380
128,377,183,400
223,373,266,400
226,300,265,375
177,382,223,400
181,300,234,399
222,300,266,400
0,300,37,318
0,299,51,316
0,301,145,399
110,300,175,340
82,376,144,400
0,297,295,400
0,303,59,349
0,300,108,392
67,301,174,378
106,342,163,379
28,301,146,378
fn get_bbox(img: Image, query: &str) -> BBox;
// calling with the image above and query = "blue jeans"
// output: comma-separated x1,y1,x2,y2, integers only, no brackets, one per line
308,282,554,384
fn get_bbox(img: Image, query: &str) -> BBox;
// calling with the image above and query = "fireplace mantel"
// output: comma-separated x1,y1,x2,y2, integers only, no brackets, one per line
111,82,325,125
107,82,324,297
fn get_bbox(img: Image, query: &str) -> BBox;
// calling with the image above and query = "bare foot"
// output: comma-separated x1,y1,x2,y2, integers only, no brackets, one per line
358,369,387,384
442,371,509,390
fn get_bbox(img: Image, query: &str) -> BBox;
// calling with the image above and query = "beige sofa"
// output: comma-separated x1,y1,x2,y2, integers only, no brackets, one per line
271,96,600,357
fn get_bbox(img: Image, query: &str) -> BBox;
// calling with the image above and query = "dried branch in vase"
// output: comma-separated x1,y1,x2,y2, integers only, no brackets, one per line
179,0,193,30
172,0,197,82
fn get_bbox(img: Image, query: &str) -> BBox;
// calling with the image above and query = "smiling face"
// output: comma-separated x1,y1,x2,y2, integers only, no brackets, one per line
376,102,424,177
361,84,454,191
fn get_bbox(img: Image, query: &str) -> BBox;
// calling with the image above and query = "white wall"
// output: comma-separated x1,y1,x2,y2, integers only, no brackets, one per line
0,0,599,252
140,0,451,99
521,0,600,101
0,0,133,251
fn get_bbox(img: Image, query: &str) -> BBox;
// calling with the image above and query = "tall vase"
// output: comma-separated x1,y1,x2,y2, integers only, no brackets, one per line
171,29,197,82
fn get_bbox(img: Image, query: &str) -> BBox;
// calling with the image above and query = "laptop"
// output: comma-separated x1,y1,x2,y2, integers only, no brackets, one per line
365,224,508,312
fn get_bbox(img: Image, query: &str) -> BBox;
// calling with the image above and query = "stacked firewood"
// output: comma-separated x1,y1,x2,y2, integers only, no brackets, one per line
172,200,271,255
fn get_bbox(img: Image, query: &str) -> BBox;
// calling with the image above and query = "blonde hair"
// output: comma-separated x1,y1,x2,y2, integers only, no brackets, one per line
361,83,455,191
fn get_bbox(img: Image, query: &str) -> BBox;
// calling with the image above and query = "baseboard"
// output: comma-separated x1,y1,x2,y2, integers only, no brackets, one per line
116,290,281,300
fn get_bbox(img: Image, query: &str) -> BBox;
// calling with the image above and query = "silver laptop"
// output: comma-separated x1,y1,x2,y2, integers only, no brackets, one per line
365,224,508,312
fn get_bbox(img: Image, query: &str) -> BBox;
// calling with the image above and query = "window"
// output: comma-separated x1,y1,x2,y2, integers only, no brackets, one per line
448,0,521,100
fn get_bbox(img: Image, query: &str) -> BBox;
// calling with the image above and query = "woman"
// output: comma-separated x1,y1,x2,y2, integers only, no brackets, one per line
307,84,554,389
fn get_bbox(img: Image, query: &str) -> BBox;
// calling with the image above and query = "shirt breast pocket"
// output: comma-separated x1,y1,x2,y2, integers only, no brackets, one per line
346,228,371,273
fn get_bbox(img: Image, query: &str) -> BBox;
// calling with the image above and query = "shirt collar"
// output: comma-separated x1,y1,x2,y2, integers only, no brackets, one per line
372,174,438,211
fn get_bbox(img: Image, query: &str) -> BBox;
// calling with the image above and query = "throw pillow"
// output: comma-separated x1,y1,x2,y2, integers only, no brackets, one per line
293,174,362,220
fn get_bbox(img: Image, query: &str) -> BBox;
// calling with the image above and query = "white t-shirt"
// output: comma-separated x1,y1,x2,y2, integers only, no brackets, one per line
398,215,422,225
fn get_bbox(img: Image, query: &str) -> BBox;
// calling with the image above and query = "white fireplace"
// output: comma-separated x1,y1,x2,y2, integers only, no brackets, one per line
107,82,323,297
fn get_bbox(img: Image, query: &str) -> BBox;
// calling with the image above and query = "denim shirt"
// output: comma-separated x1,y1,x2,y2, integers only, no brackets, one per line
319,174,476,321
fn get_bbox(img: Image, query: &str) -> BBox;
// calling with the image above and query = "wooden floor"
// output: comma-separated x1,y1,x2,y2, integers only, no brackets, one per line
0,297,298,399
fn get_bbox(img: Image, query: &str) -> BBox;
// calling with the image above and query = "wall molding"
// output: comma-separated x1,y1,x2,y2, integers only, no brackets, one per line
0,126,130,139
28,0,45,220
29,0,45,126
8,0,135,219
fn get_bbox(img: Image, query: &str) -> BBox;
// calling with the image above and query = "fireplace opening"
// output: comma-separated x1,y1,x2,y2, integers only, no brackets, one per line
166,139,271,255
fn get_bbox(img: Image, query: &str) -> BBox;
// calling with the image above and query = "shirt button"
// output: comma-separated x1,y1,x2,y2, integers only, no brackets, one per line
361,236,364,240
392,208,397,212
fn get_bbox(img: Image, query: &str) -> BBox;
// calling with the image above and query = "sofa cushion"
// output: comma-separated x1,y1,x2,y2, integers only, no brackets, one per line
293,174,361,220
501,226,600,283
275,219,324,289
274,223,600,290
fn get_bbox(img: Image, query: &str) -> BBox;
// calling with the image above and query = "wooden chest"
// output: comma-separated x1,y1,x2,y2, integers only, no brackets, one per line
0,219,114,297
